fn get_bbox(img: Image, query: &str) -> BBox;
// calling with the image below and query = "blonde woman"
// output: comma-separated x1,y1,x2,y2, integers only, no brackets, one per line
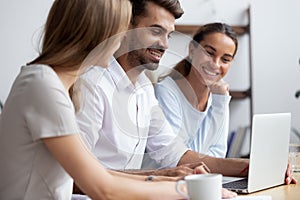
0,0,183,199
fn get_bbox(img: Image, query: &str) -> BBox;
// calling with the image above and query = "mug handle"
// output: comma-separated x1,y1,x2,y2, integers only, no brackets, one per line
176,180,189,199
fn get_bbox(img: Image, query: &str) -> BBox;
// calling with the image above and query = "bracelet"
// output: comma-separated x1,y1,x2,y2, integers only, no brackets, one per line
145,175,155,181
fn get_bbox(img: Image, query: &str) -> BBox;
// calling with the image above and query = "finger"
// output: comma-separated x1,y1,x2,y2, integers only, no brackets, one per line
156,167,192,177
287,163,292,176
209,81,229,95
201,162,211,173
179,168,194,176
184,161,205,168
189,162,211,173
291,177,298,184
153,176,180,182
286,163,291,177
285,176,298,185
193,165,209,174
222,188,237,199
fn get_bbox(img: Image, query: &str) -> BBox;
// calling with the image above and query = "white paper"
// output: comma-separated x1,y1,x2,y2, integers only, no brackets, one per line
71,194,91,200
225,195,272,200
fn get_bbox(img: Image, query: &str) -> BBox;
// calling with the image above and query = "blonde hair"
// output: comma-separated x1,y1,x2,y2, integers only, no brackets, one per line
29,0,131,69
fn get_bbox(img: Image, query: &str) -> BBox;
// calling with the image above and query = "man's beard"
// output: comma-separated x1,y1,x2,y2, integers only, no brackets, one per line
127,49,160,71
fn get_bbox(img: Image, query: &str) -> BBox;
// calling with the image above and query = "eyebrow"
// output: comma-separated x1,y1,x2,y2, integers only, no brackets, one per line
204,44,234,58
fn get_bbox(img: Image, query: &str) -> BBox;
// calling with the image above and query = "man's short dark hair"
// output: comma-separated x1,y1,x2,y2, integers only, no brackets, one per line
129,0,184,25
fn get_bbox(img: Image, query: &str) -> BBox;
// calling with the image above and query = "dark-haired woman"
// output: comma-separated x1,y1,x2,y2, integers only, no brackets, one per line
155,23,238,158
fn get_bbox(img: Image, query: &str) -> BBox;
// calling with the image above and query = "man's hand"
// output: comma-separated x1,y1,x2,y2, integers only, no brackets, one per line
285,163,297,184
153,162,210,177
190,162,211,174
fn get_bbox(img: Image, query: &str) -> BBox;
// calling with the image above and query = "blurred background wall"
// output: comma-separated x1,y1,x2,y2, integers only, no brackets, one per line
1,0,300,156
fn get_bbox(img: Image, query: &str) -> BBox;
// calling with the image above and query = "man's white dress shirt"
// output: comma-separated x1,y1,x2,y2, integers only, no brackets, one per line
76,58,187,170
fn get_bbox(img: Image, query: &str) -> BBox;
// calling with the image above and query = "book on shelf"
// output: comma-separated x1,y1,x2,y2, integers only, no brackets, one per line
226,126,250,158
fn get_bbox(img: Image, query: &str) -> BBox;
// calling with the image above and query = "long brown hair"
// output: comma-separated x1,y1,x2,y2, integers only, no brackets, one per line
168,22,238,80
28,0,131,70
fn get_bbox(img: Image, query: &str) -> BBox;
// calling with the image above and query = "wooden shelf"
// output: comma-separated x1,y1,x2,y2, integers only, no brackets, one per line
230,88,252,99
175,24,249,35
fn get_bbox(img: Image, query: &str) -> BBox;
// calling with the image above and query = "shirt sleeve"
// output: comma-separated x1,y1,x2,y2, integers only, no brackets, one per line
75,76,105,151
201,94,231,158
154,83,184,138
145,84,188,168
24,73,79,141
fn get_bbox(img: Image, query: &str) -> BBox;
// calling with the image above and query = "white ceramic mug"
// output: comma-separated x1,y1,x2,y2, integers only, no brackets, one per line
176,174,222,200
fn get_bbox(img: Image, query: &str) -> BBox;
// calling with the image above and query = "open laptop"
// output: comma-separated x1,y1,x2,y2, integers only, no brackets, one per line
223,113,291,193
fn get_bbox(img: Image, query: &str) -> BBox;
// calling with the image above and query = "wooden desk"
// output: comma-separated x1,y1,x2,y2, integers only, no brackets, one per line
241,173,300,200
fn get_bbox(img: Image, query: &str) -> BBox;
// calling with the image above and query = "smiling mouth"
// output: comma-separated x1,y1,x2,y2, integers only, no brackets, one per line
202,66,220,76
148,48,164,62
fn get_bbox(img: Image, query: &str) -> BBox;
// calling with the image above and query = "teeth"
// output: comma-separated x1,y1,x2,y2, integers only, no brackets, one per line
203,67,219,76
149,50,161,58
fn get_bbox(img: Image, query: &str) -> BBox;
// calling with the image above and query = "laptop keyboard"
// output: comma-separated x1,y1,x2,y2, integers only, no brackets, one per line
223,178,248,189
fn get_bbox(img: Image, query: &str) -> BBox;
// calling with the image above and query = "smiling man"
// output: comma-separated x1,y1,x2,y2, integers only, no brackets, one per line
120,1,174,72
76,0,200,176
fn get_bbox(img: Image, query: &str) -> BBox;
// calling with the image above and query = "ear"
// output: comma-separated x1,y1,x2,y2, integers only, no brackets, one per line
188,42,195,60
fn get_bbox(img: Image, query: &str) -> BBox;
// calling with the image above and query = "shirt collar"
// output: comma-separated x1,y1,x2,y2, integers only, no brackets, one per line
107,57,152,91
107,57,133,91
